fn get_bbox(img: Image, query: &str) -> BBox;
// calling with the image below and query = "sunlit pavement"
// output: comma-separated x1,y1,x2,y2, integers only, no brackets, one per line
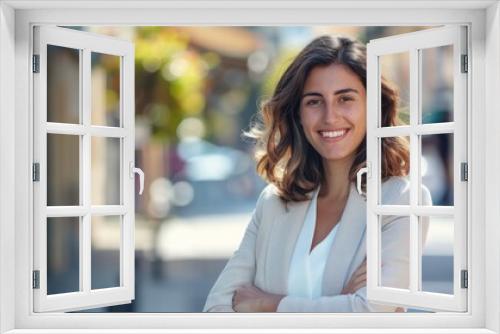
87,214,454,312
152,214,454,261
155,213,251,260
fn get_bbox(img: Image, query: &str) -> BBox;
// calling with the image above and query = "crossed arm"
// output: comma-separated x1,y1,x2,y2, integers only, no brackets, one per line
203,184,417,313
230,258,368,312
202,207,391,312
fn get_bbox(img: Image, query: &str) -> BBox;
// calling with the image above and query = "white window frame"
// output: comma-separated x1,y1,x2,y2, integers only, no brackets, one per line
366,26,468,312
32,25,136,312
0,1,499,333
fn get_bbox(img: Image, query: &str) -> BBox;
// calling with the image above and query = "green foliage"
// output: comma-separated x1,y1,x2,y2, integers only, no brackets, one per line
260,48,300,101
134,27,212,142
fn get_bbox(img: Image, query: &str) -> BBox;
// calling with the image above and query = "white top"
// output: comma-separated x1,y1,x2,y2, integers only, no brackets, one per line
287,186,340,299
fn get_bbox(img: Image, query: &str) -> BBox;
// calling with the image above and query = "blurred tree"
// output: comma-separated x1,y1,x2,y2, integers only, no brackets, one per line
260,48,300,100
134,27,210,142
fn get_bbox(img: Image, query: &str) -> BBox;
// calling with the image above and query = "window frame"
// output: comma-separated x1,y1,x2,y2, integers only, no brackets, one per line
32,25,136,312
365,25,468,312
0,1,498,333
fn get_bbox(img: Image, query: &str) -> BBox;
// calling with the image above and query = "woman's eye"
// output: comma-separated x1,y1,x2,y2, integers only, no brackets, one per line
305,99,322,106
339,95,354,103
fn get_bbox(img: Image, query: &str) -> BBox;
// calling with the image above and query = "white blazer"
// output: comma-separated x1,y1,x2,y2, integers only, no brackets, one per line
203,176,432,312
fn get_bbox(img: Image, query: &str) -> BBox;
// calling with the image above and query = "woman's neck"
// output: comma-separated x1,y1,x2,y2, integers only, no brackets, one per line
319,155,355,200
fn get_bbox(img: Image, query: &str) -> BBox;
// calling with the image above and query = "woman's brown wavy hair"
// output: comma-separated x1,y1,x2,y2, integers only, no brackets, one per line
244,35,409,204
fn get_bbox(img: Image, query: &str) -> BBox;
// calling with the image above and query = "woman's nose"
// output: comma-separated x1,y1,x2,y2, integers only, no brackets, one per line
324,102,342,123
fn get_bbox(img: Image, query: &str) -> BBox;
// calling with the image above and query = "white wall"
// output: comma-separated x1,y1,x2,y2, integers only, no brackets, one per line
0,2,16,334
485,2,500,333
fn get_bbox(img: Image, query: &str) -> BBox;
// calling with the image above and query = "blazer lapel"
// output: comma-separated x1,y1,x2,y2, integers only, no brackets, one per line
263,183,366,296
264,191,313,294
322,183,367,295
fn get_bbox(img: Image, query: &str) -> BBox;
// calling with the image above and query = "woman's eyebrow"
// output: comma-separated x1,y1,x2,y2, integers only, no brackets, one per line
302,88,359,99
334,88,359,95
301,92,323,99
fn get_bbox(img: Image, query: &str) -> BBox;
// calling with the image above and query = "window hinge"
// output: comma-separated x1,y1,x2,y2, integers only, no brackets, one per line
32,55,40,73
461,54,468,73
33,270,40,289
461,162,468,181
33,163,40,182
461,269,468,289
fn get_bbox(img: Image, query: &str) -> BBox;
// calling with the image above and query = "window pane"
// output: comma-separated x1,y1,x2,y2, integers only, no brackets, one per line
379,52,410,127
91,137,121,205
91,52,121,127
379,136,410,205
47,134,80,206
379,215,410,290
421,45,454,124
47,217,80,295
91,216,121,290
420,133,453,206
47,45,80,124
421,216,454,294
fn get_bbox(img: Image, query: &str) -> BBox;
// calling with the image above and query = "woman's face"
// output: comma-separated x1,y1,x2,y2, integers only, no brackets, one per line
299,63,366,163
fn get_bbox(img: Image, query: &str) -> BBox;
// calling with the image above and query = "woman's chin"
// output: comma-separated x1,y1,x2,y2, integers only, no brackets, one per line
320,151,355,163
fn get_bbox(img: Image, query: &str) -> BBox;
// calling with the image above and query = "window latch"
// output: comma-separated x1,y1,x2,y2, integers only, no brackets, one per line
356,162,371,196
130,162,145,195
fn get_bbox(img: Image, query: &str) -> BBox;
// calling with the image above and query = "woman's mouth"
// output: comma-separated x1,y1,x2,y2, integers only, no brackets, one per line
318,128,350,142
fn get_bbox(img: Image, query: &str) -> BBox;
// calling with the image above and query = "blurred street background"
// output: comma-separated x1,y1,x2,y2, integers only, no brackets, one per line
46,25,456,313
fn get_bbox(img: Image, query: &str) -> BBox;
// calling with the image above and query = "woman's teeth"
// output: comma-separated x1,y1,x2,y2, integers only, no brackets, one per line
320,129,347,138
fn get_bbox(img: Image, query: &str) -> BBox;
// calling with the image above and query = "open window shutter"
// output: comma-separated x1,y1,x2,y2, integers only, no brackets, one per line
366,25,468,312
33,26,137,312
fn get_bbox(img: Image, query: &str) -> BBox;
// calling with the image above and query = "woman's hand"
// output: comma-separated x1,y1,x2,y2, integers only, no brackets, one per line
342,257,367,294
232,283,285,312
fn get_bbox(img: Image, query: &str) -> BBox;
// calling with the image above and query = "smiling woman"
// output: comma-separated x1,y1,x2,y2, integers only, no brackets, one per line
0,0,493,329
299,63,367,164
203,35,426,312
21,23,463,316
